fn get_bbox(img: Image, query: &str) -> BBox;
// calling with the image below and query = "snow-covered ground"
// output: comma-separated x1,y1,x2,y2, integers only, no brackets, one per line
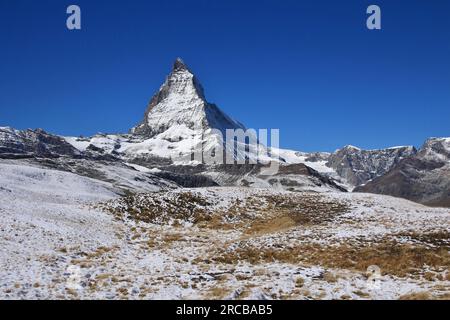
0,161,122,299
0,162,449,300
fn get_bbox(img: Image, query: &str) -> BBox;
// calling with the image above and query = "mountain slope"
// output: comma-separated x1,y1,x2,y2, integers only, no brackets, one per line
326,145,417,187
270,145,417,190
2,169,449,299
0,127,81,159
355,138,450,207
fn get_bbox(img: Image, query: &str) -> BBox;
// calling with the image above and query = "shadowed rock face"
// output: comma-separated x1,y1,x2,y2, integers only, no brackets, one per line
273,163,347,192
355,138,450,207
151,171,219,188
326,145,417,186
0,127,121,161
0,127,81,159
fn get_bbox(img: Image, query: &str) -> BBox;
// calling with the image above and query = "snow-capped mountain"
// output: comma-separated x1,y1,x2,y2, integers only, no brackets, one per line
132,58,245,138
0,59,345,192
1,58,449,204
64,58,271,166
355,137,450,206
416,137,450,161
0,127,81,159
0,127,181,193
325,145,417,187
269,145,417,190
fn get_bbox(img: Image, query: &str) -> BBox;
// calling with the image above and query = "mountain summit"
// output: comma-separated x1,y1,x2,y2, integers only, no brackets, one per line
131,58,244,138
172,57,190,72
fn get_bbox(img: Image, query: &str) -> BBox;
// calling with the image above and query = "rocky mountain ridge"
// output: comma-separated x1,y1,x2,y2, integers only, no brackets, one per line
1,59,448,206
355,138,450,207
326,145,417,187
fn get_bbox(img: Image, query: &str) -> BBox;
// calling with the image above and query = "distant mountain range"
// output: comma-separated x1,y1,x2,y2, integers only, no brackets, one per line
355,137,450,207
1,58,449,207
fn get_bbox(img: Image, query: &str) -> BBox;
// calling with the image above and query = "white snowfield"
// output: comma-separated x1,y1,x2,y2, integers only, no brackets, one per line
0,161,122,299
1,161,449,300
64,128,275,166
271,148,334,173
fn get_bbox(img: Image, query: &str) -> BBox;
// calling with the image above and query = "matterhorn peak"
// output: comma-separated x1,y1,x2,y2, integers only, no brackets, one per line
173,57,189,72
131,58,243,138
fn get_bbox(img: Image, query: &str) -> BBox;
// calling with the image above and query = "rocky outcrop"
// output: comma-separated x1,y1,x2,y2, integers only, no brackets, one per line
0,127,81,159
355,138,450,207
151,170,219,188
273,163,347,192
326,145,417,186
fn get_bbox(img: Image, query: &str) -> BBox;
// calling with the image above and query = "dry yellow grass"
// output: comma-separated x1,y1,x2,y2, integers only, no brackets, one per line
395,230,450,247
213,241,450,278
323,271,339,283
86,246,114,259
435,293,450,300
207,286,232,299
245,215,297,236
95,273,112,280
295,277,305,287
399,292,432,300
162,233,185,244
100,191,350,233
353,290,370,298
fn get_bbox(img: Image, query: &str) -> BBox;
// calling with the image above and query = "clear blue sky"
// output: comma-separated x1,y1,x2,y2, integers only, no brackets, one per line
0,0,449,152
